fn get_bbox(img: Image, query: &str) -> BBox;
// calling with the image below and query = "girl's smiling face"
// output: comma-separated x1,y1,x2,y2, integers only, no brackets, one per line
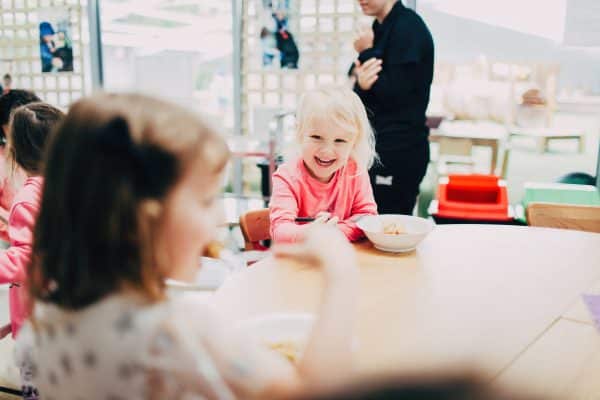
301,118,356,183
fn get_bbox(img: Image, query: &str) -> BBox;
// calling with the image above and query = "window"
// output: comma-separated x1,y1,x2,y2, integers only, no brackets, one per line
100,0,234,133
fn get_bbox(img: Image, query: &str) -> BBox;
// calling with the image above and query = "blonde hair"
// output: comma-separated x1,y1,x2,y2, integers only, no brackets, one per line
296,86,376,170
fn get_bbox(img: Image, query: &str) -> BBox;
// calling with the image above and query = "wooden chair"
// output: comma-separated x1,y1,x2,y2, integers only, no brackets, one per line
499,142,511,179
239,208,271,251
436,137,475,176
526,202,600,233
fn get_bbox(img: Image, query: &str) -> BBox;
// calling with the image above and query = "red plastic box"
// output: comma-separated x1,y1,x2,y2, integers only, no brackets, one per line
433,174,512,222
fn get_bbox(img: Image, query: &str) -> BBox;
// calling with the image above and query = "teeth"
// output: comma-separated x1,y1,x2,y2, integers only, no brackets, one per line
316,157,335,165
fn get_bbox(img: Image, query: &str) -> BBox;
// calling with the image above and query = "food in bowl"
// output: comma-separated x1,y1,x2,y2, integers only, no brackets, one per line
267,340,302,363
236,313,314,364
383,221,406,235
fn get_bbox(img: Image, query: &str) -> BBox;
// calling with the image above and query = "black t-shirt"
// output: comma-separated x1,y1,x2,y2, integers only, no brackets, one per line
354,1,434,152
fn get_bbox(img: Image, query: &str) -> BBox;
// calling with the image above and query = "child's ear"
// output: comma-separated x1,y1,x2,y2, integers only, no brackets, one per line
140,199,163,218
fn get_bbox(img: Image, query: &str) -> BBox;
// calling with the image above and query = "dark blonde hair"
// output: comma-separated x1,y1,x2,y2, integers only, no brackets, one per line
29,93,230,310
8,102,64,175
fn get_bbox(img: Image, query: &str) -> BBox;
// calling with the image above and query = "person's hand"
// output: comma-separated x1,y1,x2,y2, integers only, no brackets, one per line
273,224,358,282
312,211,339,227
354,58,382,91
353,25,374,53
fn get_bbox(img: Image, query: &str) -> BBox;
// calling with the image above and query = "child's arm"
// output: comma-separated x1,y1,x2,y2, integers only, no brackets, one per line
202,226,357,398
337,172,377,242
273,225,359,391
269,174,310,244
0,202,35,284
148,227,358,398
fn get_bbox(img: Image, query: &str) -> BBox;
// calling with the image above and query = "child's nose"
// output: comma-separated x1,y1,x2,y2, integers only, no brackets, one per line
317,143,335,155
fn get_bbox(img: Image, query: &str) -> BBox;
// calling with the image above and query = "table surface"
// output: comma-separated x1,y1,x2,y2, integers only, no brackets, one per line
429,125,502,174
431,121,508,141
508,126,585,137
213,225,600,398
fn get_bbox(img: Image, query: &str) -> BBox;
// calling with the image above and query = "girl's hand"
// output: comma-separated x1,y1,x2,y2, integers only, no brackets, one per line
312,211,330,224
353,25,374,53
354,58,382,91
312,211,339,226
273,224,358,282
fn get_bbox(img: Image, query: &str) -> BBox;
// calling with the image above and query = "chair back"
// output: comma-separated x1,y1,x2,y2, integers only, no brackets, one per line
239,208,271,251
527,202,600,233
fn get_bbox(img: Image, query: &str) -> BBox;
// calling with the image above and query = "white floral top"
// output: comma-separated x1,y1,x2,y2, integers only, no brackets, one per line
16,293,282,400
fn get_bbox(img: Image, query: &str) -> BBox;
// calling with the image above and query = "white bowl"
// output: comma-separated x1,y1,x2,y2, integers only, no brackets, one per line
237,313,315,362
166,257,232,291
237,313,359,362
357,214,435,253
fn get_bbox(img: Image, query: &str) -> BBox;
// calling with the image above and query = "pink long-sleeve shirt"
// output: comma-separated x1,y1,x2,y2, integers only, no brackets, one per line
269,158,377,243
0,176,42,338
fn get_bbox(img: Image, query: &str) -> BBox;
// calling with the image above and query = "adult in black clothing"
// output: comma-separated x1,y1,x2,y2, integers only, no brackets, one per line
353,0,434,215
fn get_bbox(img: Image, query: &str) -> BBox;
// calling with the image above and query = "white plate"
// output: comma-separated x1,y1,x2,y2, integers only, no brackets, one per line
166,257,234,291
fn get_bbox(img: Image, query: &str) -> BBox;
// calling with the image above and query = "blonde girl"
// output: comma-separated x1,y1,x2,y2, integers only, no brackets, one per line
270,85,378,243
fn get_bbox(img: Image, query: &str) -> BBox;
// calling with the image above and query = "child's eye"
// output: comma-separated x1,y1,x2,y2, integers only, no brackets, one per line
335,138,348,143
309,135,322,140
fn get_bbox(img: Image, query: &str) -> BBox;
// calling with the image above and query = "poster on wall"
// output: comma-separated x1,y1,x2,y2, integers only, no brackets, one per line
38,7,74,73
258,0,299,69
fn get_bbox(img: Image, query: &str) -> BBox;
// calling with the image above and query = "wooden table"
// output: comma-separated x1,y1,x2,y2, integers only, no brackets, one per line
213,225,600,398
508,126,585,154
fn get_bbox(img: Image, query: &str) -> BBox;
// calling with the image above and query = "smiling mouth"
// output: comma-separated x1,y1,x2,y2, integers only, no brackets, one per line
315,156,336,167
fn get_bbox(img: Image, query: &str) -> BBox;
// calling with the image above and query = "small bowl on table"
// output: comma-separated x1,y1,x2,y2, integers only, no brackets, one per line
357,214,435,253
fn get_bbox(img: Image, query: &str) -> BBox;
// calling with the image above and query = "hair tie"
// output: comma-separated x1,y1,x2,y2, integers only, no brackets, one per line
96,117,176,199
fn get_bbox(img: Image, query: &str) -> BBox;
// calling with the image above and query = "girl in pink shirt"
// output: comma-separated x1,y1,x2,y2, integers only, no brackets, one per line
0,90,41,243
270,86,378,243
0,102,63,400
